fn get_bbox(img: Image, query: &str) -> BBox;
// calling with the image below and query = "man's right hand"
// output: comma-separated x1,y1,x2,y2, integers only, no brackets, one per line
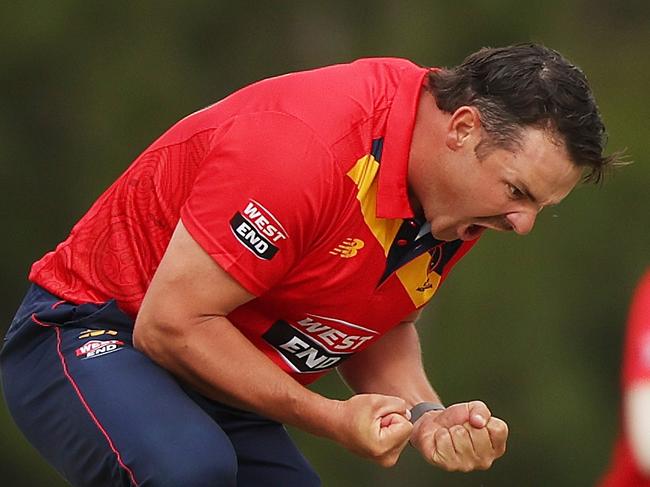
332,394,413,467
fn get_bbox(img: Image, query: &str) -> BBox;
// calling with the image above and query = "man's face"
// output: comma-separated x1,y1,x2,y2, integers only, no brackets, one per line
408,102,582,242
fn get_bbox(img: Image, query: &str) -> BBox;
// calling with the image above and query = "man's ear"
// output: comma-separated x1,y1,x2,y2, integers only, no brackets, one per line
445,106,482,150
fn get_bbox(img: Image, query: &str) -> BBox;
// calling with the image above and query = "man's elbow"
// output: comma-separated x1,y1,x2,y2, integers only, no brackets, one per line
132,319,150,354
132,318,157,359
132,313,176,361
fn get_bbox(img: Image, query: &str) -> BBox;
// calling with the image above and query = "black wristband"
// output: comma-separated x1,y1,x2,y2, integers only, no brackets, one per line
409,402,445,424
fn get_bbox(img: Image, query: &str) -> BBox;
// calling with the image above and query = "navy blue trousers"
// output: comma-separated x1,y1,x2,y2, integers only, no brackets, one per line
0,285,320,486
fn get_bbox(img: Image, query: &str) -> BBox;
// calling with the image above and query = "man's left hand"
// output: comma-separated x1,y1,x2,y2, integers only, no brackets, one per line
409,400,508,471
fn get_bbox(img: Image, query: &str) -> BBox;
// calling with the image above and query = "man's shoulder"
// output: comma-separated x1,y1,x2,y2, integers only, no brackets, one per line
242,57,423,95
145,58,426,157
349,57,423,69
312,57,424,84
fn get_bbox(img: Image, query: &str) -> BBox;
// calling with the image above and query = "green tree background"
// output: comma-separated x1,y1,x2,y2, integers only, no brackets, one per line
1,1,648,485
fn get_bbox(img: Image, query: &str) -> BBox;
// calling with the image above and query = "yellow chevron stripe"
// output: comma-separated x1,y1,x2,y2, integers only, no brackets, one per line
346,155,441,307
395,254,440,306
346,154,401,253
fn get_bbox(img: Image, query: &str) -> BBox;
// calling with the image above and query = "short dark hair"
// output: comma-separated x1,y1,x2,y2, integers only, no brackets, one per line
428,43,621,183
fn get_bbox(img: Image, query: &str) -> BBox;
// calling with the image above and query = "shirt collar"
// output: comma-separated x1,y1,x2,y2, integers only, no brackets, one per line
376,65,429,219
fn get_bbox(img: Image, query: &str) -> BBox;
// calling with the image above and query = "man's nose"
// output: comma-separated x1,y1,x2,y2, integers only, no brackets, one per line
505,210,538,235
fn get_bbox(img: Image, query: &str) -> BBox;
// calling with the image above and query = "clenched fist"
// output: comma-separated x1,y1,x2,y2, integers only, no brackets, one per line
409,400,508,471
332,394,414,467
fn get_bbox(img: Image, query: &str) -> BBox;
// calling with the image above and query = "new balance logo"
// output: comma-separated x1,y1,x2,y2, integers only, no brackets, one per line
329,238,364,258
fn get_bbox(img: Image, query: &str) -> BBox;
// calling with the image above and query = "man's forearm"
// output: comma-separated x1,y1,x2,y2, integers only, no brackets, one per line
131,221,415,466
338,321,441,408
339,319,509,472
135,315,340,441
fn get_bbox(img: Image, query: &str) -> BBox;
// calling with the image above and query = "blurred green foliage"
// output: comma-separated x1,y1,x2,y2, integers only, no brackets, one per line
1,1,648,485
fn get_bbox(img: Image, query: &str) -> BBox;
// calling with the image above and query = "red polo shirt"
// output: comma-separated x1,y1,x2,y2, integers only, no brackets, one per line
599,270,650,486
30,58,478,385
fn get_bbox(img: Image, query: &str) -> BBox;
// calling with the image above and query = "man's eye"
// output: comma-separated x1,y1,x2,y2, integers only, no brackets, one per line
507,184,524,199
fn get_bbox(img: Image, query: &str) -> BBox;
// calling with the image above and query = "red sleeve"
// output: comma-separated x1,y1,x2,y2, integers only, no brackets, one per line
622,270,650,386
181,111,335,295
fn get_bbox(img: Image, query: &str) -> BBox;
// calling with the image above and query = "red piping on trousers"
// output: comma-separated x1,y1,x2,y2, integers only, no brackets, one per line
31,313,139,486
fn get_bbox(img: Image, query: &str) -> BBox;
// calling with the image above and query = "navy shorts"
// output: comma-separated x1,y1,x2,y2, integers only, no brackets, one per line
0,284,320,487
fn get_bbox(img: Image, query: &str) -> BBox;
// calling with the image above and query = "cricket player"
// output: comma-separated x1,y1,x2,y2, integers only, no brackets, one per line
1,43,617,486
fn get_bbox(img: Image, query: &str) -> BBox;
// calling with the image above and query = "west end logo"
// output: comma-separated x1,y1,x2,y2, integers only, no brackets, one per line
230,199,288,260
263,314,379,374
75,339,125,360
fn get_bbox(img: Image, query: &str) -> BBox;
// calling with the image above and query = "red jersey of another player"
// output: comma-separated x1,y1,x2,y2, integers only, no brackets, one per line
599,270,650,486
29,58,478,385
